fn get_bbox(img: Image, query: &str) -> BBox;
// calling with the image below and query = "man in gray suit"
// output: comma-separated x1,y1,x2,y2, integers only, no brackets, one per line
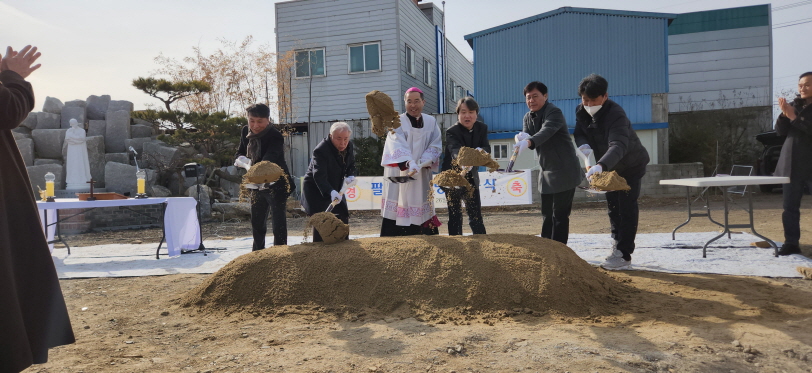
514,81,584,244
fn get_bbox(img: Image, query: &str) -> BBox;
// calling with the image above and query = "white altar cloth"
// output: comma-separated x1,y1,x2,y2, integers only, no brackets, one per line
37,197,200,257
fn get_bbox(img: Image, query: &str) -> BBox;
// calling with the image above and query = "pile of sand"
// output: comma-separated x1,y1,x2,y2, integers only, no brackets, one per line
181,234,629,319
244,161,284,184
307,212,349,244
366,90,401,137
457,147,499,172
589,171,631,191
432,170,470,189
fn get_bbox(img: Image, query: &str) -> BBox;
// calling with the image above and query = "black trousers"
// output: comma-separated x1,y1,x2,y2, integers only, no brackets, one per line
782,178,812,245
442,186,486,235
605,177,642,260
251,189,288,250
540,187,576,244
380,218,439,236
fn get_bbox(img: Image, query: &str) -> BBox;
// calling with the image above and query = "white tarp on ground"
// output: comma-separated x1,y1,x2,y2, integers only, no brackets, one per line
50,232,812,279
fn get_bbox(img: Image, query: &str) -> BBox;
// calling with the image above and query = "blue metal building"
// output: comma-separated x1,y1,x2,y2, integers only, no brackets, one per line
463,7,676,134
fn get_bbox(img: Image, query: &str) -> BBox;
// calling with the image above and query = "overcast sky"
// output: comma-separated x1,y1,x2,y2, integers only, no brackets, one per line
3,0,810,112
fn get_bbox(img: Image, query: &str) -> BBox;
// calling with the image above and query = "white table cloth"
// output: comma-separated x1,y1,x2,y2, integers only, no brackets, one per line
37,197,200,257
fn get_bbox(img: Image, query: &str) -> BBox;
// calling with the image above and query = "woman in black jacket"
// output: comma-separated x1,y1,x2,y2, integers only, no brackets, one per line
301,122,357,242
440,97,489,235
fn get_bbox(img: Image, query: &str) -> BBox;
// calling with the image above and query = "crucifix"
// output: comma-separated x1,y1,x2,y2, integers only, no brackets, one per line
86,179,97,201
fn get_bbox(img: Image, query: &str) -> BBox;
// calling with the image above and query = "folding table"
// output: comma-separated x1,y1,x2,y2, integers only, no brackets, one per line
659,176,789,257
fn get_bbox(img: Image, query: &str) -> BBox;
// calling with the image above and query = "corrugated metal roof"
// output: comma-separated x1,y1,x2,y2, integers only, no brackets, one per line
468,11,671,106
464,7,676,46
480,95,654,132
668,4,769,35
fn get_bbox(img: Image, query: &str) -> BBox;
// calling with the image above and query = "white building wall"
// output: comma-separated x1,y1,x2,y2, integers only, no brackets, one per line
668,26,772,112
276,0,401,123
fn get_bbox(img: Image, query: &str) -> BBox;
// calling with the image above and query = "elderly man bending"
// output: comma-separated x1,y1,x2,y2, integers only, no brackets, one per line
301,122,357,242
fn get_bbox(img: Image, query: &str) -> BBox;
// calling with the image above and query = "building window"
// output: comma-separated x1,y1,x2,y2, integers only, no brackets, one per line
405,45,415,76
492,144,509,159
348,42,380,73
456,86,466,100
295,48,325,78
423,58,431,86
449,79,456,101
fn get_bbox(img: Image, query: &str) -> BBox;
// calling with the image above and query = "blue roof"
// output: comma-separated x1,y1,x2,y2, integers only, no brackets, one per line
464,7,677,47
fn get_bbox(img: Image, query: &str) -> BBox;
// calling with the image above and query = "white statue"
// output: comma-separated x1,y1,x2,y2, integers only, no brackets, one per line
65,118,92,190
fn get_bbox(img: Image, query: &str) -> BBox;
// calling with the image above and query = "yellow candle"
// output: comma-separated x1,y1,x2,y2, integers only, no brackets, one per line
46,181,55,197
137,178,146,194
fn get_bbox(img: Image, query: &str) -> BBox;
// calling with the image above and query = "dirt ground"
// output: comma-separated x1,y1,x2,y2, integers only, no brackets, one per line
25,193,812,373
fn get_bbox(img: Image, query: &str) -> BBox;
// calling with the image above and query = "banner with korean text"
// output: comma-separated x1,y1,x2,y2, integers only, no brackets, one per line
342,170,533,210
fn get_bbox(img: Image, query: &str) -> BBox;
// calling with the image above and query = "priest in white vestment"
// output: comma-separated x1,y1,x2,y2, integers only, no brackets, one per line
380,87,443,236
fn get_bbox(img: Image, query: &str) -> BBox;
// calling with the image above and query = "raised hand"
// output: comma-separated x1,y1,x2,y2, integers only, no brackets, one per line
1,45,42,78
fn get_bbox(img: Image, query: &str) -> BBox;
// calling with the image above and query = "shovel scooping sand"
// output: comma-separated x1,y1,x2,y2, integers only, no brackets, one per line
366,90,401,137
307,185,351,244
244,161,284,184
432,170,471,189
456,146,500,172
589,170,631,192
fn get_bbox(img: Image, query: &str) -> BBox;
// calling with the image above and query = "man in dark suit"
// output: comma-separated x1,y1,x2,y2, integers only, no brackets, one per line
301,122,357,242
235,103,295,250
440,97,489,235
774,71,812,256
513,81,584,244
574,74,650,270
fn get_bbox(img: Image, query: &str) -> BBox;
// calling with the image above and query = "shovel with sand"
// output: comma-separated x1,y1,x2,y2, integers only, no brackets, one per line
496,146,523,175
308,183,351,244
388,159,433,183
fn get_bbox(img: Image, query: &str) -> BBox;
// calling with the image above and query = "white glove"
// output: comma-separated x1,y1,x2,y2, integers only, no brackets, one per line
578,144,593,157
408,160,421,174
585,164,603,179
515,132,530,143
235,156,252,170
330,190,341,202
475,147,484,153
344,176,357,187
513,139,530,153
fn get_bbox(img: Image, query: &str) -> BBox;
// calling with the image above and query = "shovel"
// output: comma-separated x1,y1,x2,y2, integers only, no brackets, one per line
496,146,522,175
235,157,275,190
325,183,351,213
388,159,432,183
574,145,604,193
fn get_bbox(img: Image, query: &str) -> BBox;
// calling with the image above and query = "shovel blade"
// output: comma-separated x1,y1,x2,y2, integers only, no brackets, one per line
387,176,415,183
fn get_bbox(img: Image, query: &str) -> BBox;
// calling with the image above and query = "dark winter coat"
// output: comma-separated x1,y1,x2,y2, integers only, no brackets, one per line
774,96,812,181
0,70,75,373
235,124,295,195
523,102,584,194
301,137,356,216
573,99,650,180
441,121,490,185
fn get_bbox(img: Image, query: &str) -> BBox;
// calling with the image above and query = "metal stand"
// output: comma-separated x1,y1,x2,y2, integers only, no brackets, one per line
42,202,168,259
672,186,778,258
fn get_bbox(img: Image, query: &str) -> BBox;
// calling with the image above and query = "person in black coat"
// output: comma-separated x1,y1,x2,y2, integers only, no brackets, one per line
235,103,295,250
774,71,812,256
440,97,489,235
1,45,75,373
513,81,584,244
301,122,357,242
573,74,650,270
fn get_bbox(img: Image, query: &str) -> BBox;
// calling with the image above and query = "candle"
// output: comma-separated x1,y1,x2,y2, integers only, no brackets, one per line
44,172,55,197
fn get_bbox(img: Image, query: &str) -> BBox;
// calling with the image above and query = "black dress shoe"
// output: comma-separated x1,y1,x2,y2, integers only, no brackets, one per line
777,243,801,256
